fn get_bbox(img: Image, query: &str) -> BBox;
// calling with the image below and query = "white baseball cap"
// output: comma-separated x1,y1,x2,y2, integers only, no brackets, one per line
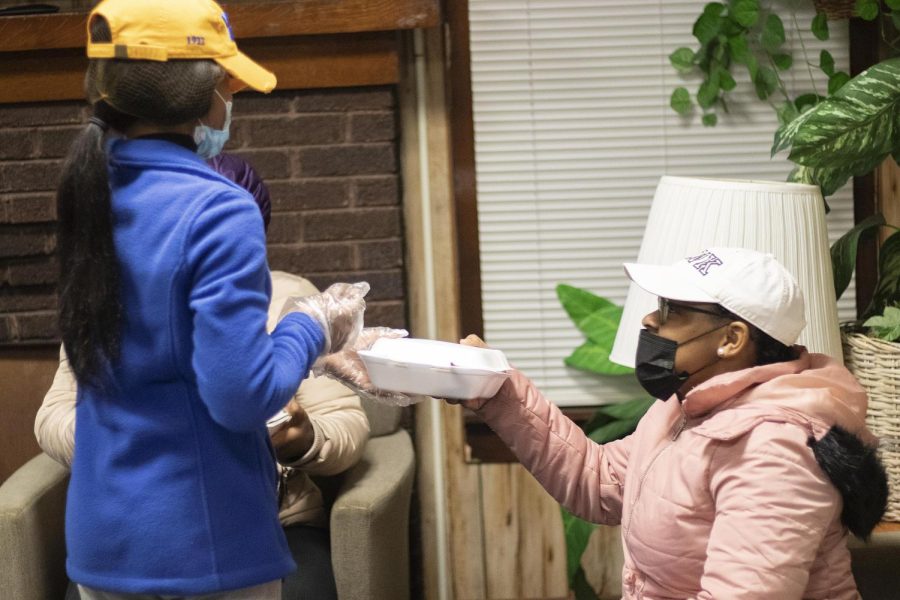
623,247,806,346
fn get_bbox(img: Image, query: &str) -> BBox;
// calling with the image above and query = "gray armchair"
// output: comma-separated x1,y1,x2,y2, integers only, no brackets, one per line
0,397,414,600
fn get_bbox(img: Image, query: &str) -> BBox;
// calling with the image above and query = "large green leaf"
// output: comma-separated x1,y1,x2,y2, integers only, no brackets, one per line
728,34,752,64
760,14,786,53
671,87,692,114
572,566,599,600
786,58,900,169
811,12,829,41
830,214,886,301
669,47,695,73
595,396,655,421
794,93,825,113
789,163,849,198
787,164,838,209
697,69,721,108
557,284,616,324
694,3,725,44
828,71,851,95
582,398,654,443
578,304,623,345
776,101,799,127
863,306,900,342
856,0,880,21
562,508,596,586
820,50,835,77
565,340,634,376
753,65,778,100
718,67,736,91
732,0,759,27
788,150,879,197
588,419,642,444
773,53,792,71
865,228,900,319
772,107,816,156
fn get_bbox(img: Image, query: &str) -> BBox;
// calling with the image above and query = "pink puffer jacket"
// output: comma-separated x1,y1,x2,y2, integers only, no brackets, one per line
474,350,876,599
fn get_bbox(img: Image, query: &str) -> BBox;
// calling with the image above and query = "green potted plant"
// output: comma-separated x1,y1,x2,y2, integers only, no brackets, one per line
668,0,847,127
828,212,900,521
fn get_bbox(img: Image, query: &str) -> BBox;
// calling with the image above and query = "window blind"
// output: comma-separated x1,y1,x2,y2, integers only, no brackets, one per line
469,0,856,406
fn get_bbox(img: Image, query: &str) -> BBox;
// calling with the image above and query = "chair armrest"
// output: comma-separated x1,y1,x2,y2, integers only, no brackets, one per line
0,453,69,600
849,529,900,600
330,429,415,600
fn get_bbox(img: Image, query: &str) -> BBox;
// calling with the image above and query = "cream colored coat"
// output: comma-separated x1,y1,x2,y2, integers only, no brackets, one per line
35,271,369,527
475,350,874,599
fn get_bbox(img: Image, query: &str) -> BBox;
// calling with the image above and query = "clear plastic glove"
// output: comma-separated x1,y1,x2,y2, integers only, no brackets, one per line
279,282,369,354
315,326,421,406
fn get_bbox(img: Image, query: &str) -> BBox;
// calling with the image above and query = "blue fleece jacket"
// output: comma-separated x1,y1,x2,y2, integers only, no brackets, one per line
65,139,325,594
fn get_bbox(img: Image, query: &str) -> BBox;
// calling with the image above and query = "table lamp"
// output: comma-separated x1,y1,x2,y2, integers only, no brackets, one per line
609,176,843,367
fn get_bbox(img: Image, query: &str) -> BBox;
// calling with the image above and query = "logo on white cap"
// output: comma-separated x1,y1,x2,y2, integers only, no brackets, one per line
686,250,724,276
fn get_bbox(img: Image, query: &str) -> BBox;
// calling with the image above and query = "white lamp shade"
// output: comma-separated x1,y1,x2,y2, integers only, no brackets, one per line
609,176,843,367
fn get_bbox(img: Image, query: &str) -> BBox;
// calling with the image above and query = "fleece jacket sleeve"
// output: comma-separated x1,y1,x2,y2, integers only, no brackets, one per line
185,191,325,431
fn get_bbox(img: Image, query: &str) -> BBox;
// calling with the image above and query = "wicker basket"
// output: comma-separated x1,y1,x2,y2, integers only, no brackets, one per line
842,331,900,522
813,0,856,19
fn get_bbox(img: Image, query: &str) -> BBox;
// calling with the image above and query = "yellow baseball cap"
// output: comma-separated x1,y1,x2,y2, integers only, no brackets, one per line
86,0,276,93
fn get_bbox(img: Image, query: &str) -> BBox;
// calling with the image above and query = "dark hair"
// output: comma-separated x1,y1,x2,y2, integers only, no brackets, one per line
716,306,797,366
58,17,221,387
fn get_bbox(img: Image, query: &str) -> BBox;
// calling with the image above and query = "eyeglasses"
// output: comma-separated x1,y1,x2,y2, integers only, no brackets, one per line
657,297,727,325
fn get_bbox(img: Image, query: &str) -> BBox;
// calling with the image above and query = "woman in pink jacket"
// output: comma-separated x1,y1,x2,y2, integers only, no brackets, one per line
460,247,887,599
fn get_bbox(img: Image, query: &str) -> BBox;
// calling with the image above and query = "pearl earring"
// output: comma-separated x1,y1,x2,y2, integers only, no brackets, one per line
717,347,725,357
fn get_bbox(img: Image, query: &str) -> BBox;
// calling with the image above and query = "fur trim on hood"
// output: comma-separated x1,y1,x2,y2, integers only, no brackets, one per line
808,425,888,540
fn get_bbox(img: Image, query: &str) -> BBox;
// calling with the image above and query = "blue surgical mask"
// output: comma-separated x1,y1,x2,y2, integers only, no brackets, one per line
194,90,232,159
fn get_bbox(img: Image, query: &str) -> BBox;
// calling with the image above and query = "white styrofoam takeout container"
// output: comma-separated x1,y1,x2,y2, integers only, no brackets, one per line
357,338,511,400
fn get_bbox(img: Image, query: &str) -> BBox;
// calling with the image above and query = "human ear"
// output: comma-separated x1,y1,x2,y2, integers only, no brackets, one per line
717,321,752,359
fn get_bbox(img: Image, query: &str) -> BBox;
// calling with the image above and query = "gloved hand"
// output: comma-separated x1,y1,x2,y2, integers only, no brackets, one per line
279,282,369,355
314,326,420,406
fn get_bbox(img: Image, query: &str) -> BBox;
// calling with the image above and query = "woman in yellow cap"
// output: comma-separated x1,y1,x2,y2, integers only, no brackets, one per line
55,1,368,597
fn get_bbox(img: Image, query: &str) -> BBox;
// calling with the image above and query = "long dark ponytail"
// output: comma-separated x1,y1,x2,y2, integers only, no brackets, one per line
58,16,221,387
57,20,128,388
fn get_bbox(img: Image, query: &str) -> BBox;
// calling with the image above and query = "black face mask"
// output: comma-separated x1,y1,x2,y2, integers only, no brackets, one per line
634,326,725,399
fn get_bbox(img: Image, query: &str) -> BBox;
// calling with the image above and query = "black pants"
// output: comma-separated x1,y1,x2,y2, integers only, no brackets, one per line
64,525,337,600
281,524,338,600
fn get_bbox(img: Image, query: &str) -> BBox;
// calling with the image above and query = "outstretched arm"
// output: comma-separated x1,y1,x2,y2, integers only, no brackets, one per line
474,369,632,525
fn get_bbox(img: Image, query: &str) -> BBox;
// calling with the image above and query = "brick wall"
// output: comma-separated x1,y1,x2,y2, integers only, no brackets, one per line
0,85,406,344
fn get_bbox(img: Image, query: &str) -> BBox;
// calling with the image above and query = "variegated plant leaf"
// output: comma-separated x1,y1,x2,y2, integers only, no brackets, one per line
786,58,900,169
771,105,816,157
789,147,884,197
864,228,900,319
831,213,885,301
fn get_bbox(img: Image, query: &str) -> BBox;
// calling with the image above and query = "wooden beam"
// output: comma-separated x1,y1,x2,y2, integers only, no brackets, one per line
0,32,399,104
240,33,399,89
849,17,881,316
0,0,438,53
444,0,484,339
